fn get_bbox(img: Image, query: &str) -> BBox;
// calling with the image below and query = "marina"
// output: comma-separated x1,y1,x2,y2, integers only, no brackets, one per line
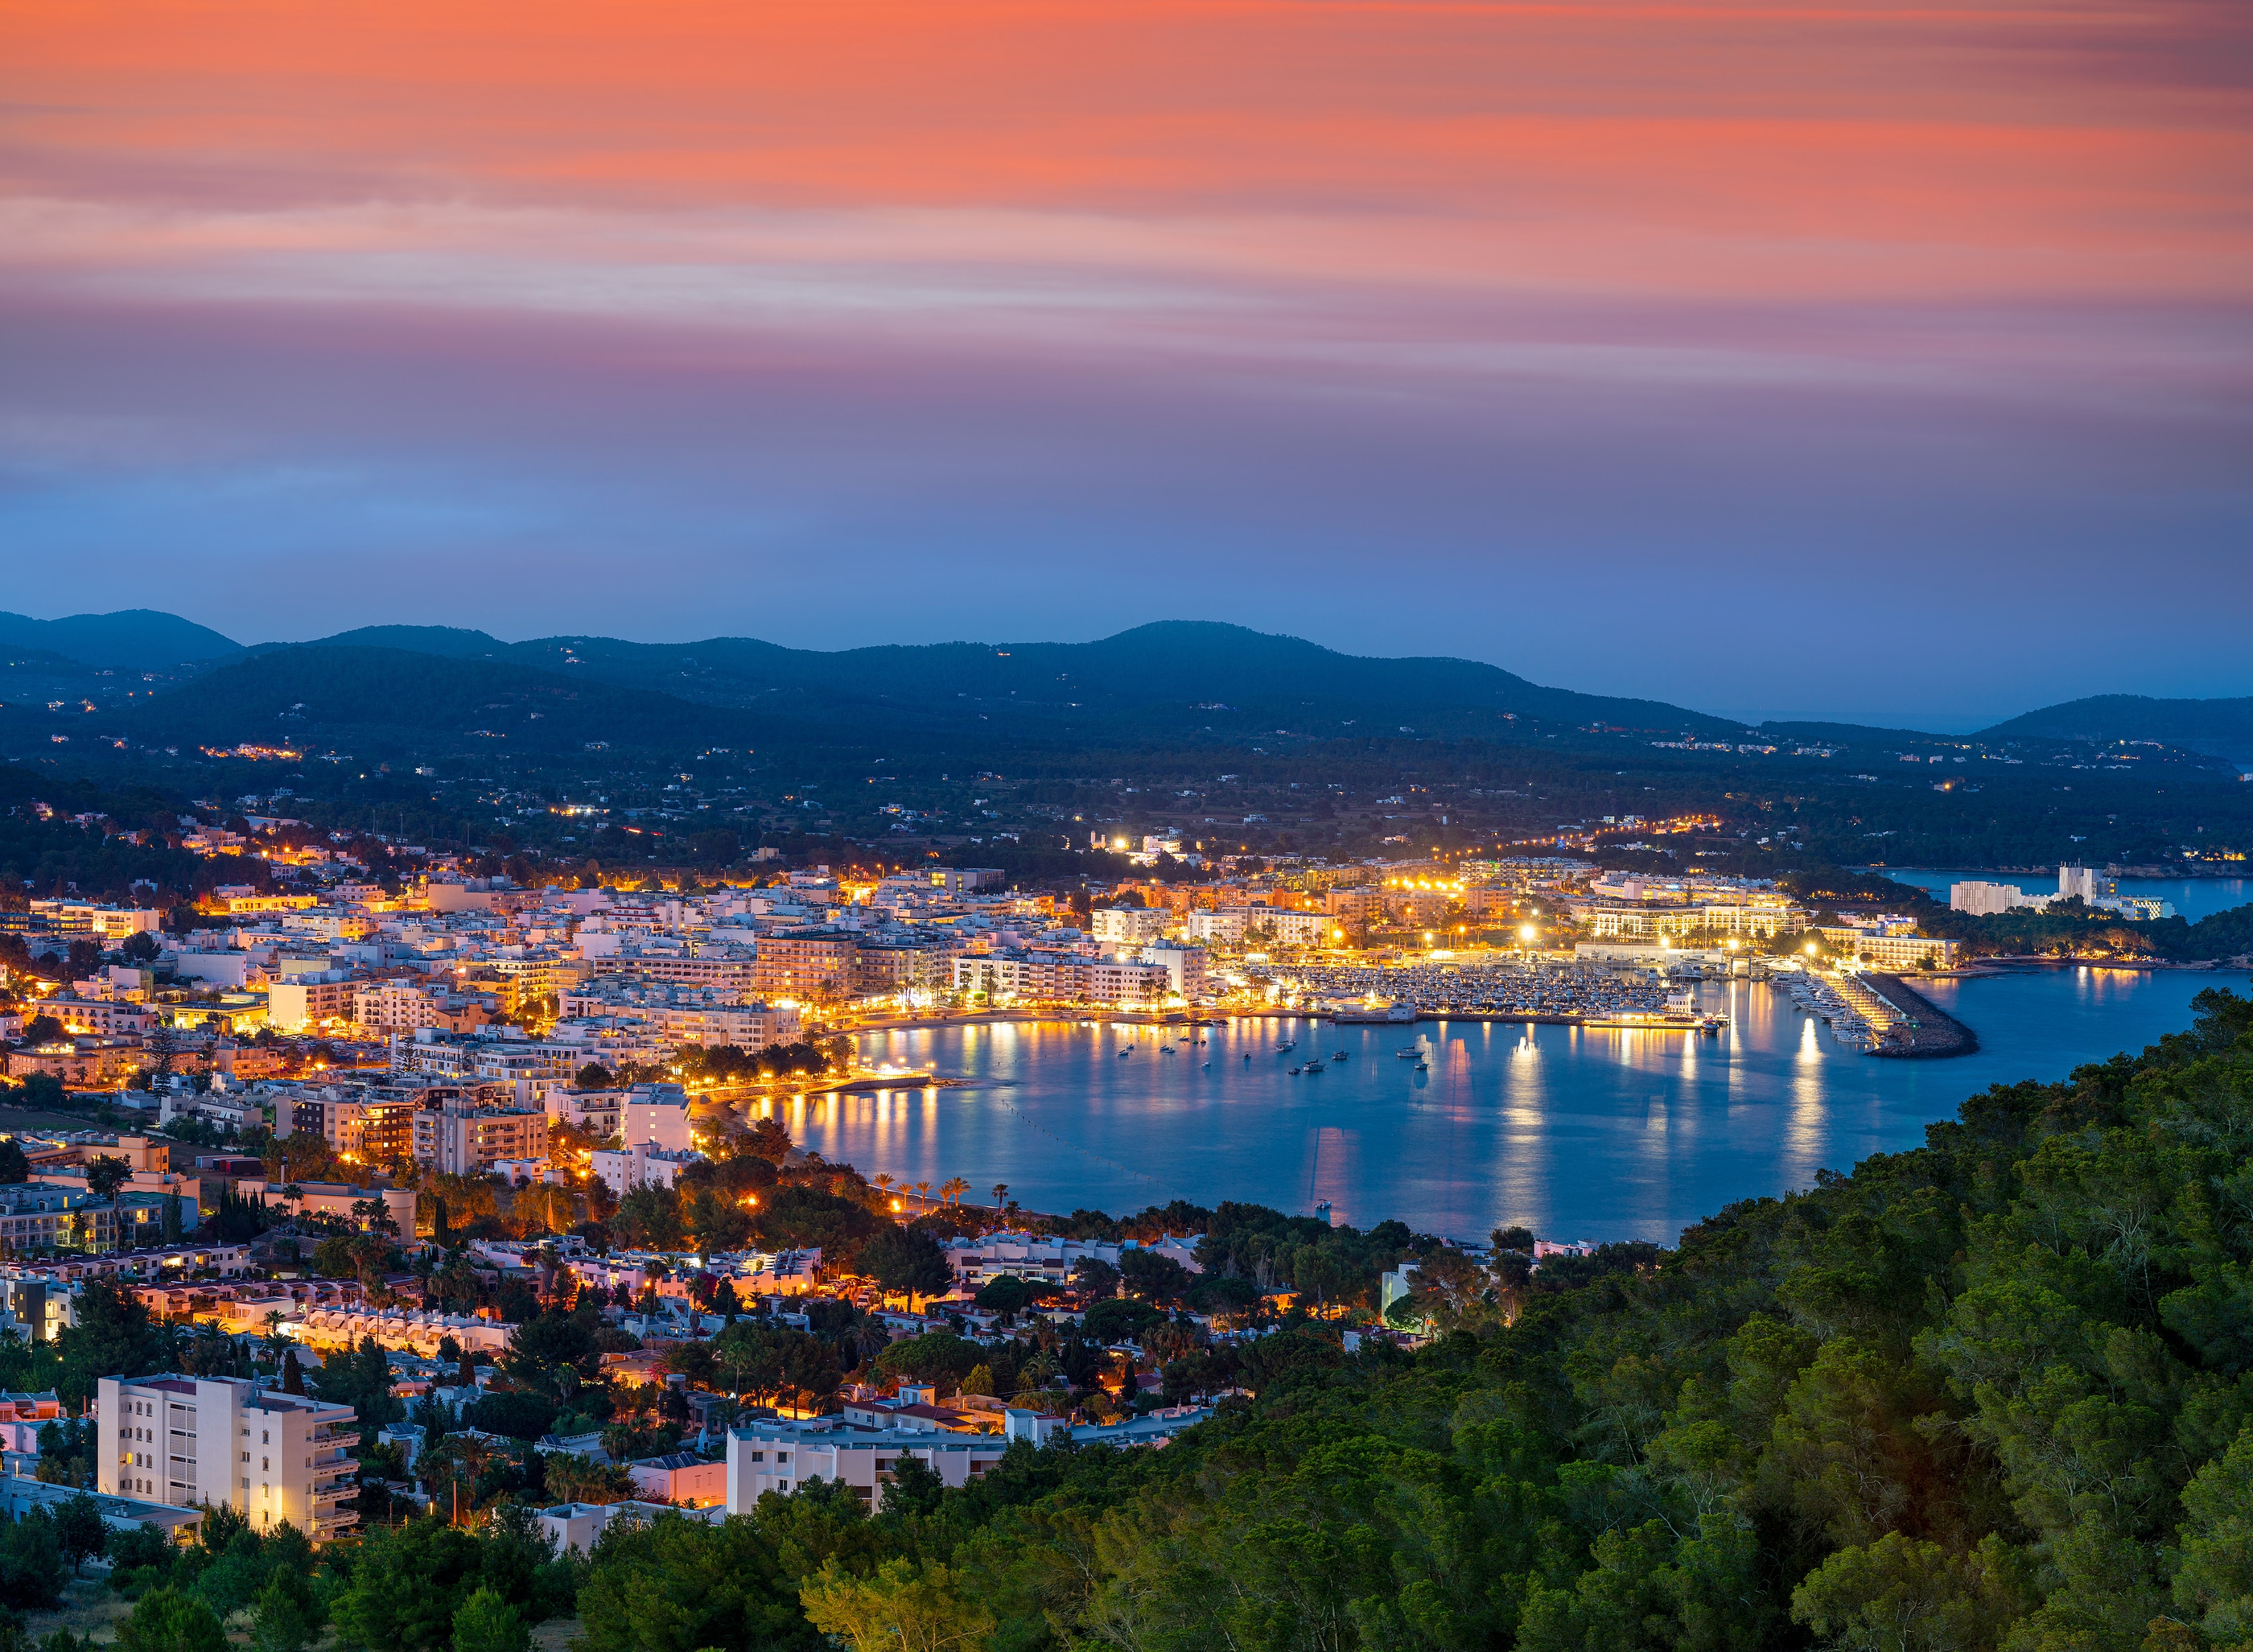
801,965,2251,1244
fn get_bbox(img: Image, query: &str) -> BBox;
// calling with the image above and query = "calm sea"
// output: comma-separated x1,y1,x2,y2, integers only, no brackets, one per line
768,967,2252,1245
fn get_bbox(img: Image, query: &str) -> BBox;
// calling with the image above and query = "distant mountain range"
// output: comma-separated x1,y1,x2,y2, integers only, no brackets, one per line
0,608,242,669
5,609,2250,761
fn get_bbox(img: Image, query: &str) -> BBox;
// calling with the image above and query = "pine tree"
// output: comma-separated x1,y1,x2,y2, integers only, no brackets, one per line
281,1346,304,1395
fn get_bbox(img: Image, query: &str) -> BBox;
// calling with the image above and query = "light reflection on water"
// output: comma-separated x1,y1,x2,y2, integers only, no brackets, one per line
752,969,2250,1243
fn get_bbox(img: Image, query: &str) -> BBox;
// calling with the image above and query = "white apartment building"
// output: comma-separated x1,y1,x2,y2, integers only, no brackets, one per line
589,945,760,1001
548,1088,625,1137
622,1085,692,1152
39,997,158,1037
1585,902,1805,941
1182,908,1332,947
99,1375,358,1541
727,1417,1007,1512
266,974,359,1032
557,987,801,1051
1137,941,1210,999
591,1143,701,1197
1950,880,2049,917
1083,960,1170,1005
1816,929,1963,970
1090,907,1170,945
938,1230,1203,1292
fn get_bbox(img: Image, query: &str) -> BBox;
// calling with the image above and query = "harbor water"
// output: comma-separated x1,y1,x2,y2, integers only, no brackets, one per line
786,966,2251,1244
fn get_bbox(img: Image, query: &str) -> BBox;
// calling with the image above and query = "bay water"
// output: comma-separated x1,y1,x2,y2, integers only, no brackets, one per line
784,967,2251,1244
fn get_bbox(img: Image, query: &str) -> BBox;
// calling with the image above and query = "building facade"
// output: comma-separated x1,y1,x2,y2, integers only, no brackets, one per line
98,1374,358,1541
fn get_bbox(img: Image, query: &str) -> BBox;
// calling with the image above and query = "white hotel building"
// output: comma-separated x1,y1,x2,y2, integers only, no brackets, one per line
99,1375,359,1541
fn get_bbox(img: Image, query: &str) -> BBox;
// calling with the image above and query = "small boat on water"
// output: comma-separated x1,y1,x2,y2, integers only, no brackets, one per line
1288,1065,1304,1075
1415,1060,1430,1073
1159,1044,1175,1053
1276,1040,1295,1052
1331,1051,1349,1061
1118,1049,1132,1058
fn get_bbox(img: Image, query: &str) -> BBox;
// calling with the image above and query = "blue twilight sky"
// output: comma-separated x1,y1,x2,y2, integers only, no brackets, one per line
4,0,2250,731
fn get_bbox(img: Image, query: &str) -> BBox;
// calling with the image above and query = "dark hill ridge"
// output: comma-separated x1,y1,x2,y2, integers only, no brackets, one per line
111,645,766,759
457,621,1746,743
1980,694,2253,763
0,608,243,668
3,609,2246,751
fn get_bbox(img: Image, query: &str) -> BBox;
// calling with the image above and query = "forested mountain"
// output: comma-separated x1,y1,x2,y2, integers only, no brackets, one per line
107,645,764,760
7,609,2251,758
0,608,242,668
288,620,1742,745
1983,694,2253,764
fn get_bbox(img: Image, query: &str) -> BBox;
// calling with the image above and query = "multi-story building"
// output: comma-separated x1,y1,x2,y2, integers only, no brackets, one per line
751,932,855,1001
266,974,360,1032
350,982,494,1036
547,1088,625,1138
591,1143,701,1197
1586,902,1806,941
1091,907,1169,945
29,902,163,940
0,1186,130,1254
38,998,158,1038
726,1416,1008,1512
1137,941,1209,999
412,1104,549,1176
1181,908,1332,947
849,944,952,999
1816,929,1963,971
622,1085,692,1151
558,986,801,1052
938,1230,1202,1292
596,945,760,1001
98,1374,358,1540
1081,959,1171,1005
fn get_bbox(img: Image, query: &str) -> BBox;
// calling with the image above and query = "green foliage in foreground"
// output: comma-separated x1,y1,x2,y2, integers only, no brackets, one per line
297,986,2253,1650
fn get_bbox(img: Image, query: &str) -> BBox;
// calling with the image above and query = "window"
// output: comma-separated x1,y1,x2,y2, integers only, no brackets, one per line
776,1452,790,1464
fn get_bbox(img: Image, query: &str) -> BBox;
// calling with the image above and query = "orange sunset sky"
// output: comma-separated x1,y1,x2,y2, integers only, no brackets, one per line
4,0,2248,722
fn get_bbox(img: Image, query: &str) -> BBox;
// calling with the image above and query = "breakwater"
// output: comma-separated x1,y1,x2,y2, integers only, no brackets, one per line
1857,973,1979,1057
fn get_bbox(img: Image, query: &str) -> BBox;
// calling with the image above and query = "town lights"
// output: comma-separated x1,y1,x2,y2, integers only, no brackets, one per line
1519,925,1535,942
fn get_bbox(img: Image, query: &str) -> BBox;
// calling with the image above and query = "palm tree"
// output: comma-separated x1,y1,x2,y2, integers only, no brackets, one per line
872,1173,895,1201
940,1176,970,1207
991,1183,1008,1210
913,1180,932,1206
